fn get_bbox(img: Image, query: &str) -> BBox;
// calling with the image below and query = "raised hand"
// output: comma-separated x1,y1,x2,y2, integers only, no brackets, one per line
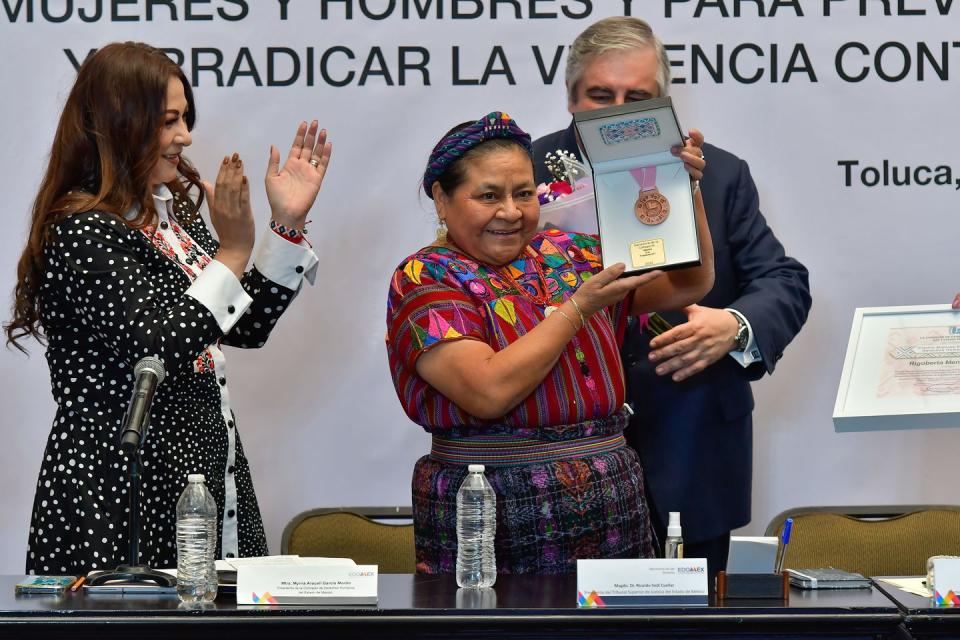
672,128,706,182
572,263,664,318
265,120,333,230
203,153,255,277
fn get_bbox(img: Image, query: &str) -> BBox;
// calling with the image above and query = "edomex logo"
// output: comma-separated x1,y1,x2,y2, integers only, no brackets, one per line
678,566,705,574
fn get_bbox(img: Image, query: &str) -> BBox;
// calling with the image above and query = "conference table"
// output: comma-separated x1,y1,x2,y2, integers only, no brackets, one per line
873,578,960,639
0,573,912,639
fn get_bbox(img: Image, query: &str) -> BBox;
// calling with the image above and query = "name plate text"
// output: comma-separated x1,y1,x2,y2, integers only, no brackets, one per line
237,564,378,605
577,558,708,607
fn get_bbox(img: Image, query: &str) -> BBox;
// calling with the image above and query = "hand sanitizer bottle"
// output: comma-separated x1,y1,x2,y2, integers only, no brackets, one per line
664,512,684,559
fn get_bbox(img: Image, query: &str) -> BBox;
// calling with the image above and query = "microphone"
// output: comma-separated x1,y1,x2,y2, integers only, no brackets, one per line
119,357,166,454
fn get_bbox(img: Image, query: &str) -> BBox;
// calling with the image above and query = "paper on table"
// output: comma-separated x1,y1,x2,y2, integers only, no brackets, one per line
155,561,246,574
293,557,356,566
223,555,302,568
156,565,232,579
152,556,356,575
221,555,356,570
878,577,931,597
727,536,779,574
157,556,357,575
733,536,780,542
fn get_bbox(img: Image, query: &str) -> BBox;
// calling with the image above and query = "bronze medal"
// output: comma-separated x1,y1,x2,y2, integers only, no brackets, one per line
635,188,670,225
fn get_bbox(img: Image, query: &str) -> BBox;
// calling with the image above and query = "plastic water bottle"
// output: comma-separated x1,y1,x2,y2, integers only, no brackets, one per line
176,474,218,603
456,464,497,589
455,586,497,608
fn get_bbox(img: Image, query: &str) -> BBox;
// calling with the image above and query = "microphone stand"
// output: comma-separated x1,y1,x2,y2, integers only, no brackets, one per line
87,417,175,588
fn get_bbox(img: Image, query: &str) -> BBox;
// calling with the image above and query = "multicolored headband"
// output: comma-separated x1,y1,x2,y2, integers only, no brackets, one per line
422,111,533,198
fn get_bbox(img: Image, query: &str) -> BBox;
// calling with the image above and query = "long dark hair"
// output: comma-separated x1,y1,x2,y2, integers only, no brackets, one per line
5,41,203,351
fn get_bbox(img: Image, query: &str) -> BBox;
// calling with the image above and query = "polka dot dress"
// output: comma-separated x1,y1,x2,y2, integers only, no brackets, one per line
26,190,307,574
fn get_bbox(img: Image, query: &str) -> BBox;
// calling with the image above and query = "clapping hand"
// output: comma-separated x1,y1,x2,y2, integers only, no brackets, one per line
265,120,333,230
204,153,255,277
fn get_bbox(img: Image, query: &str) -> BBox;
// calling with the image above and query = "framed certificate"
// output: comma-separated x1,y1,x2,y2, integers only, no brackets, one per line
574,97,700,275
833,305,960,432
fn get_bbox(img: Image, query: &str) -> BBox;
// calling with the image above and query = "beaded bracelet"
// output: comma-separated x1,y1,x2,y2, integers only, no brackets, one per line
270,219,308,241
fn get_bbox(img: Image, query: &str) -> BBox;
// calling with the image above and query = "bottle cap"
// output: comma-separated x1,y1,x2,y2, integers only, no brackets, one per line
667,511,682,537
467,464,485,473
187,473,206,483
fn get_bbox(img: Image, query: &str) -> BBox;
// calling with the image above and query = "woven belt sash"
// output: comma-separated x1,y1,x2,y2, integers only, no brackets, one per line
430,432,625,467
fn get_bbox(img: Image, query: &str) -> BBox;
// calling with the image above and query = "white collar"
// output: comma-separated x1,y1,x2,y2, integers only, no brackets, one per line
123,184,174,222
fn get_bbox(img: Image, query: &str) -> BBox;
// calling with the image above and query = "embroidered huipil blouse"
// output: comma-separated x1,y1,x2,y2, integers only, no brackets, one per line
27,185,317,574
387,229,632,438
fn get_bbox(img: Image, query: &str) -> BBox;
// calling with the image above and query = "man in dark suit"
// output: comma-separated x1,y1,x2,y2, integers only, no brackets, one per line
533,17,811,578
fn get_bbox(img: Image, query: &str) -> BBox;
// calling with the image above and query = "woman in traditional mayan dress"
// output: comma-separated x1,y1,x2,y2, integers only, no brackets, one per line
385,111,712,573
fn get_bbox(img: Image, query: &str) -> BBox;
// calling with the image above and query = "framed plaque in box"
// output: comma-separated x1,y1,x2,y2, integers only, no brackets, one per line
833,304,960,432
574,97,701,275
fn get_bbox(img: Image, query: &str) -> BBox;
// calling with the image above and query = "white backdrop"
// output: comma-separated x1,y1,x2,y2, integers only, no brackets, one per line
1,0,958,573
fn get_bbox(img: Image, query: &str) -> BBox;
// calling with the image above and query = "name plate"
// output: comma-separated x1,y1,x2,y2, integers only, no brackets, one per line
932,557,960,606
236,564,378,605
577,558,708,607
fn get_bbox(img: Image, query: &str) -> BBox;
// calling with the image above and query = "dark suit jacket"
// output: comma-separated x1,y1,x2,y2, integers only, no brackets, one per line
533,121,811,543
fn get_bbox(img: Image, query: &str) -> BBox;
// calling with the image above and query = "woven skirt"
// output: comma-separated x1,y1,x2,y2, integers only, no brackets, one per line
411,441,654,575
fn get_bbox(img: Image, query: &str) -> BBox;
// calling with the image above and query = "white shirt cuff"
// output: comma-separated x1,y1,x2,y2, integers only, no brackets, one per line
185,259,253,334
254,230,319,290
725,307,762,367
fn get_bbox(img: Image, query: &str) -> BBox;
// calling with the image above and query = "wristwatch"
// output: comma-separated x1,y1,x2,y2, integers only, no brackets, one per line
730,312,749,352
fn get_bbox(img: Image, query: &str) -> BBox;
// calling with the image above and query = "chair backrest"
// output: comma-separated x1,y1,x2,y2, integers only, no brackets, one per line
281,506,415,573
765,505,960,576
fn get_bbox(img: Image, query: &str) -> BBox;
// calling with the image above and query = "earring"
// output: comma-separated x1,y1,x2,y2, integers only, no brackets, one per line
436,218,447,244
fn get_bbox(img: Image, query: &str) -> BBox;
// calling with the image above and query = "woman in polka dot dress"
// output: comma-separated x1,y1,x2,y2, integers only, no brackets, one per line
5,42,332,574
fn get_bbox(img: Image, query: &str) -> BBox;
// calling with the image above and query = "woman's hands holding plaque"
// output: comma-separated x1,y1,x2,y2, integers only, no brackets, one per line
572,263,664,318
